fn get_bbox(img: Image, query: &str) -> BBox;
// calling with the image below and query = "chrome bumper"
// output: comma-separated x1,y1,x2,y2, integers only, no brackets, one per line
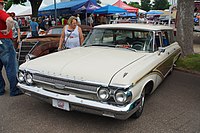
17,83,141,120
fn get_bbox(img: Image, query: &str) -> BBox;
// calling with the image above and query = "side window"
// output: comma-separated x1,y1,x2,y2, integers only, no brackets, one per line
168,30,175,44
161,31,170,47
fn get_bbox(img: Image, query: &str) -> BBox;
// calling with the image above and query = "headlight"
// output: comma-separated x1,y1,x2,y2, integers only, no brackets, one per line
18,71,25,82
97,87,110,101
114,90,132,104
25,72,33,85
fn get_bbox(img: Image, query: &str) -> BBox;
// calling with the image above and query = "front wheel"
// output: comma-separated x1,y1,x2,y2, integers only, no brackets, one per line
132,88,145,119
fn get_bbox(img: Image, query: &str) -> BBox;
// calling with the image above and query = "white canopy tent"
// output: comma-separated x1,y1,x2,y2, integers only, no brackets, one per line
17,7,32,16
7,2,47,16
7,4,30,15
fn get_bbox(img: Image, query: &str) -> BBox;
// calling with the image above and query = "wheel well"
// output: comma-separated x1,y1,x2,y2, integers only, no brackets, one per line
144,81,154,95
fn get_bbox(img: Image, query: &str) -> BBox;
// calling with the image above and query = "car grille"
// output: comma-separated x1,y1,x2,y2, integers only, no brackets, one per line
32,73,101,101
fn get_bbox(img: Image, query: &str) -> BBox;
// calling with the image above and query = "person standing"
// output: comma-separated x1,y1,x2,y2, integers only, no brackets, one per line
30,17,39,37
77,14,81,25
9,12,21,50
38,17,46,31
0,0,23,96
17,17,22,28
88,15,93,27
58,16,84,51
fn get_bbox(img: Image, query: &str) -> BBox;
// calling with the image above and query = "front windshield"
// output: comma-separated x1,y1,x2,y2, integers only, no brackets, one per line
83,28,153,52
47,28,63,35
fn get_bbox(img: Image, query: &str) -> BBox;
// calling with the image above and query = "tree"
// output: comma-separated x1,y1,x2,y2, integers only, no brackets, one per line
176,0,194,56
123,1,127,4
152,0,170,10
96,0,101,4
128,2,141,9
141,0,151,12
5,0,27,10
4,1,13,11
29,0,42,17
5,0,42,17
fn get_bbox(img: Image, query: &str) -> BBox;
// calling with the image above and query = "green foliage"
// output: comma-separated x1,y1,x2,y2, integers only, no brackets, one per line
4,0,27,10
4,1,12,11
123,1,127,4
128,2,141,9
152,0,170,10
176,54,200,72
13,0,27,4
141,0,151,12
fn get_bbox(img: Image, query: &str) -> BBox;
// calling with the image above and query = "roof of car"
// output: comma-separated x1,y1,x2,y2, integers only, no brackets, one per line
94,23,174,31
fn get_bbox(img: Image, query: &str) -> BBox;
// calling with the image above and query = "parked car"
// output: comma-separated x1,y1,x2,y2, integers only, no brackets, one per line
17,23,181,120
146,15,160,23
18,25,92,65
158,15,175,24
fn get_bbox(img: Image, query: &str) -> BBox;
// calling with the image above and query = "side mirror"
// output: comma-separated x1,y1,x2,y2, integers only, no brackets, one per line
158,47,165,55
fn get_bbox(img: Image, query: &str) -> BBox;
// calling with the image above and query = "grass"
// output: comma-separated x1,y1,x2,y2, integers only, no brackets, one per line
176,54,200,72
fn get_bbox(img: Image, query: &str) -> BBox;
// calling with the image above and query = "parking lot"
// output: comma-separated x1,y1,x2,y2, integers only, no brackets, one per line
0,70,200,133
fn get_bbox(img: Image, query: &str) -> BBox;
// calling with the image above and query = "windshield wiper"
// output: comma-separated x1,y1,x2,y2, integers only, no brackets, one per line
84,44,137,52
115,44,137,52
126,47,137,52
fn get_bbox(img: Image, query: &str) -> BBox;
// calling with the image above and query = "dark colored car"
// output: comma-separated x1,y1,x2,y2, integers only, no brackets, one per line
158,15,175,24
18,25,92,65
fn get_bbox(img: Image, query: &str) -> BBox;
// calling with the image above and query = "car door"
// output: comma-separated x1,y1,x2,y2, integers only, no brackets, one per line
154,31,173,77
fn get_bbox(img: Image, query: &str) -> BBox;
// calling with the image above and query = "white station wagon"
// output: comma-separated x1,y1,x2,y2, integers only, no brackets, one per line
17,24,181,120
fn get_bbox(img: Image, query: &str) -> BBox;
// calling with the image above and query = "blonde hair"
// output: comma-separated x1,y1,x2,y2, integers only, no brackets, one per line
68,16,77,25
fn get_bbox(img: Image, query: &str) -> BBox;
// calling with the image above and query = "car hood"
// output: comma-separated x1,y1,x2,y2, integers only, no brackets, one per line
21,47,147,85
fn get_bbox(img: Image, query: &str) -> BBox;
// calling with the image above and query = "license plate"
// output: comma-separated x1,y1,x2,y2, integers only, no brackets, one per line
52,99,70,111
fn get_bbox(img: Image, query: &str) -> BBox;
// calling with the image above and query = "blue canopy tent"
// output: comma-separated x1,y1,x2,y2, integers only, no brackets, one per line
71,0,100,13
71,0,100,25
39,0,85,11
146,10,164,15
38,0,98,16
93,5,127,14
120,12,136,17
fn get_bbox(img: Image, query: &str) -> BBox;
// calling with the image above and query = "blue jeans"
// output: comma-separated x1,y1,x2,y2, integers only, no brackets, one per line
31,31,39,37
0,39,20,96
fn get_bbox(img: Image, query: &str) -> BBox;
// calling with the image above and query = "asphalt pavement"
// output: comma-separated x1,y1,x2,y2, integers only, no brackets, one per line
0,70,200,133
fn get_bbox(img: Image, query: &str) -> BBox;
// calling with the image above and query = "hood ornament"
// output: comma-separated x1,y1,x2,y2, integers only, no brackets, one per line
123,72,128,78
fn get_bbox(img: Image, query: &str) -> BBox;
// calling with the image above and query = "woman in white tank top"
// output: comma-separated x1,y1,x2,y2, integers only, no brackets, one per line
58,16,84,50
